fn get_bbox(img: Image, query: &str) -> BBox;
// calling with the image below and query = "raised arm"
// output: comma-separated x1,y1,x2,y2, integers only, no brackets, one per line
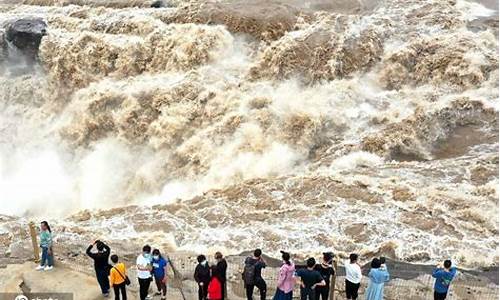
86,244,96,259
102,242,110,253
432,268,443,278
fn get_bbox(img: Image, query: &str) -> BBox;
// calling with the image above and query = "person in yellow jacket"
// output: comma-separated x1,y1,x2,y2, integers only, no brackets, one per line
109,255,128,300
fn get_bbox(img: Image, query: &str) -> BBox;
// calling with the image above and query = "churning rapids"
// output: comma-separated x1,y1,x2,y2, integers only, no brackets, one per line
0,0,498,268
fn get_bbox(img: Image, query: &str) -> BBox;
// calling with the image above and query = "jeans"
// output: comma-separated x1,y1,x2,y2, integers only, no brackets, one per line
246,278,267,300
40,247,53,267
138,278,152,300
300,287,316,300
96,268,110,294
113,282,127,300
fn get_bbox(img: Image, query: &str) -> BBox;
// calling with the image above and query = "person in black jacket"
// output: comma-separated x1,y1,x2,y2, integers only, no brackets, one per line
314,252,335,300
243,249,267,300
212,252,228,299
194,254,211,300
86,240,111,297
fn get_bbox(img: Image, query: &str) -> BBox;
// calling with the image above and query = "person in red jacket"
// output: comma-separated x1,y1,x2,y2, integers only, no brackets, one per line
208,270,222,300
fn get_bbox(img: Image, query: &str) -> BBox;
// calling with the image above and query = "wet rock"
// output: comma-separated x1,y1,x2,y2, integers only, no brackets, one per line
5,18,47,59
150,0,170,8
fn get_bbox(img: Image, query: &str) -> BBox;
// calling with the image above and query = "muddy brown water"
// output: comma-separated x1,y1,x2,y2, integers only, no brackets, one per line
432,125,498,160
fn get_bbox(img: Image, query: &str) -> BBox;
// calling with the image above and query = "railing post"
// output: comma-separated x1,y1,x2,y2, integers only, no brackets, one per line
28,221,40,263
330,257,338,300
167,255,186,300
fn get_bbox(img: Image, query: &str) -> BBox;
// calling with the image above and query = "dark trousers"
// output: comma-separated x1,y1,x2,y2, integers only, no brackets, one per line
155,276,167,296
95,268,110,294
315,286,329,300
345,280,360,300
300,287,316,300
246,278,267,300
221,280,226,300
434,291,448,300
198,282,208,300
113,282,127,300
138,278,152,300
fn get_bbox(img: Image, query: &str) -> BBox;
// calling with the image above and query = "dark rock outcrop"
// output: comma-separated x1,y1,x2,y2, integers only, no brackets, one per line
5,18,47,59
150,0,169,8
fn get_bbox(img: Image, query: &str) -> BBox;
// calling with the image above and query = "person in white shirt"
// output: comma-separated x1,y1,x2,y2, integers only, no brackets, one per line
344,253,362,300
137,245,153,300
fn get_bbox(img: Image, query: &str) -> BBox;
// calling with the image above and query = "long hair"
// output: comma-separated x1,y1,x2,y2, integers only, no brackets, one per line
153,249,163,259
41,221,51,233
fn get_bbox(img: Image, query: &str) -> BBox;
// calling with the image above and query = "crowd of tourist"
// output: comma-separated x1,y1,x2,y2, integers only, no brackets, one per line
35,221,458,300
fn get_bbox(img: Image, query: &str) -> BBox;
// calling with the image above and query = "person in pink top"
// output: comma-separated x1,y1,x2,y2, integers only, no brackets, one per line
273,251,296,300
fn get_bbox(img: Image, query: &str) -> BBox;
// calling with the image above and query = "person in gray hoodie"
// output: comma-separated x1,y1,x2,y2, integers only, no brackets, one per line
273,251,296,300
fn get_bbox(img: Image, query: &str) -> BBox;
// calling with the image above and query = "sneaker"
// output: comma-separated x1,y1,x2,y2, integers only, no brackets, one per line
154,291,162,296
36,265,45,271
145,295,152,300
44,266,53,271
161,297,166,300
103,293,109,298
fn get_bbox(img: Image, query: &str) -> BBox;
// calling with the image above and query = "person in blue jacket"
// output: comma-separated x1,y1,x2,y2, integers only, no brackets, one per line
365,258,389,300
432,259,457,300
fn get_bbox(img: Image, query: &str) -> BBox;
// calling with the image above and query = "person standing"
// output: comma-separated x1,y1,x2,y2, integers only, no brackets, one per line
137,245,153,300
272,251,295,300
194,254,211,300
344,253,362,300
86,240,111,297
109,254,128,300
36,221,54,271
296,257,326,300
314,252,335,300
365,258,389,300
212,252,228,300
208,267,223,300
432,260,457,300
243,248,267,300
152,249,168,300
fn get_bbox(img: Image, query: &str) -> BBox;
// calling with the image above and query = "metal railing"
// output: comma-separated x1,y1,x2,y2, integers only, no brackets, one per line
161,256,499,300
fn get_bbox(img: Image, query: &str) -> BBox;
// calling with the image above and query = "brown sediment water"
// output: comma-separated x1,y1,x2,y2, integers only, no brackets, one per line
432,124,499,159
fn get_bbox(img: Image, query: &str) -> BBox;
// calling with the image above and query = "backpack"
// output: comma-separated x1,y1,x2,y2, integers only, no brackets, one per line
242,259,256,285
